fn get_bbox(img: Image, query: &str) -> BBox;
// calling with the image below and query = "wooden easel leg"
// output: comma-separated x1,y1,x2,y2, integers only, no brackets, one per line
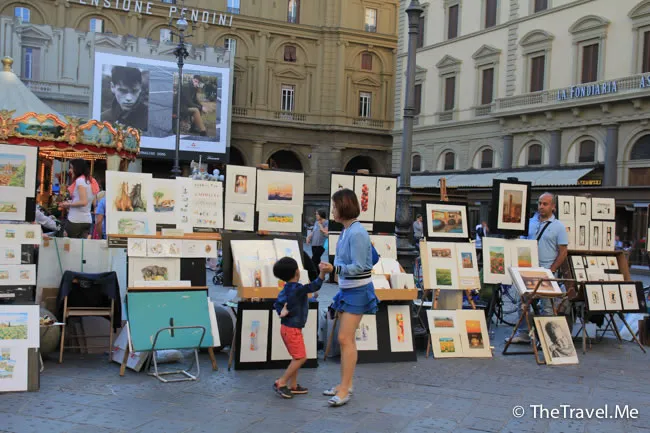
503,299,529,354
228,327,237,371
465,290,476,310
324,313,339,361
617,312,647,354
527,311,545,365
433,289,440,310
581,303,587,354
610,313,625,345
119,345,129,377
426,332,433,358
208,347,218,371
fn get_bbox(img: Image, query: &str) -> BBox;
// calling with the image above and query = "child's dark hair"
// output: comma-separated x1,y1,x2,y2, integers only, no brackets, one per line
273,257,299,282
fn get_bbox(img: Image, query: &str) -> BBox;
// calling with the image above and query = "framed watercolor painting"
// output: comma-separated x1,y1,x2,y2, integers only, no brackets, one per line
257,204,302,233
534,316,578,365
602,284,622,311
457,310,492,358
491,179,531,236
256,169,304,209
431,333,464,359
224,202,255,232
329,173,355,220
0,144,38,198
354,314,379,352
387,305,414,353
354,175,377,222
620,283,643,312
374,176,397,223
422,201,469,241
225,165,257,205
239,309,269,363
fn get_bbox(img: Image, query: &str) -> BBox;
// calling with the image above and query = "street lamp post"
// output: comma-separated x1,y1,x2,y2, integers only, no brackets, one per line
395,0,423,272
170,10,191,178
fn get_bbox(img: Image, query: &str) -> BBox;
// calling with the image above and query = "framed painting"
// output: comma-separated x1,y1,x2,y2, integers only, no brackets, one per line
534,316,578,365
426,310,459,334
589,221,603,251
455,242,479,290
458,310,492,358
422,201,469,241
576,222,589,249
0,346,29,392
602,284,622,311
575,196,591,223
557,195,575,222
431,333,464,358
354,314,379,352
509,239,539,268
491,179,531,236
509,267,562,296
0,191,26,221
602,222,615,251
369,235,397,260
422,241,460,290
387,305,414,353
127,238,147,257
150,179,178,226
354,175,377,222
0,144,38,198
620,283,643,312
225,165,257,205
374,176,398,223
0,305,40,348
585,284,606,312
127,257,181,288
256,169,304,209
564,222,576,250
482,237,511,285
329,173,355,220
591,198,615,221
224,203,255,232
258,204,302,233
239,309,269,363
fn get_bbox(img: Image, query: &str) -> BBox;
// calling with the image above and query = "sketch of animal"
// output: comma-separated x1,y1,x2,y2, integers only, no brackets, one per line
115,182,133,211
130,183,145,210
141,265,168,281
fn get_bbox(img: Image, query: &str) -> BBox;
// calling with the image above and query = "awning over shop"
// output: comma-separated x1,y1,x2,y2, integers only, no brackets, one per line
410,167,596,188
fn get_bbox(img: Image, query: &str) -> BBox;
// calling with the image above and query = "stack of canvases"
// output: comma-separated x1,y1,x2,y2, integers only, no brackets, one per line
224,166,305,233
556,195,615,251
105,171,224,235
230,238,309,287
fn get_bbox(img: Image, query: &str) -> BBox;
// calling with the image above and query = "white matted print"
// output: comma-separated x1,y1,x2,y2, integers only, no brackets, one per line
224,203,255,232
0,144,38,198
150,179,178,226
606,256,619,270
425,203,469,239
497,182,528,232
603,285,622,311
585,284,605,311
575,196,591,222
369,235,397,260
0,346,29,392
427,310,459,334
387,305,413,352
424,242,459,290
354,176,377,222
570,255,585,269
620,284,640,311
0,246,20,265
270,310,317,360
591,198,615,221
256,170,304,209
258,205,302,233
0,265,36,286
355,315,378,351
509,267,562,296
110,212,153,236
273,239,303,265
431,333,464,358
239,309,269,363
455,243,479,290
589,221,603,251
127,238,147,257
226,165,257,204
574,269,587,282
557,195,575,222
330,174,354,220
482,237,511,285
509,239,539,268
602,222,615,251
535,316,578,365
127,257,180,288
458,310,492,358
0,191,26,221
175,177,193,233
374,177,397,222
147,239,182,258
106,171,152,214
328,233,340,256
576,222,589,249
181,240,217,258
0,305,40,348
191,181,223,230
564,222,576,250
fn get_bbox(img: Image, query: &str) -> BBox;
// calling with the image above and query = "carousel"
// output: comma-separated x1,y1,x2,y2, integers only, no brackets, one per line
0,56,140,211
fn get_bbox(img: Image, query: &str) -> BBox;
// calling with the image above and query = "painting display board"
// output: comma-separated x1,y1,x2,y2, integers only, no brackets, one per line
0,144,38,222
427,309,492,359
557,195,616,251
568,253,624,283
422,201,469,242
419,241,480,290
0,305,39,392
584,282,645,314
0,224,41,304
482,238,540,285
234,301,318,370
489,179,532,237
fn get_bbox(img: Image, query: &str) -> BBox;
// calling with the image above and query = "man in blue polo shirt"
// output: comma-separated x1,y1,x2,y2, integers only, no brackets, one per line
510,192,568,344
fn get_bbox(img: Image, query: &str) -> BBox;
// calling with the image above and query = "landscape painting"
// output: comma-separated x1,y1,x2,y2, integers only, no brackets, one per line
256,170,304,209
224,203,255,232
267,183,293,201
0,346,28,392
152,181,176,213
0,153,26,188
0,145,37,198
0,312,28,341
258,205,302,233
424,202,469,239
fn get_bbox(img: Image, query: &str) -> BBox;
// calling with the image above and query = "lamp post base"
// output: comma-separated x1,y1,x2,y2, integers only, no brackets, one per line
171,165,182,178
395,188,418,273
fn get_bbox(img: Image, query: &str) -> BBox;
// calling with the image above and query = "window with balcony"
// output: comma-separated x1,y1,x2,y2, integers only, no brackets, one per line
412,154,422,172
284,45,297,62
22,47,40,80
90,18,104,33
520,29,553,92
643,31,650,73
580,43,599,83
527,144,542,166
481,148,494,168
417,14,425,48
281,84,295,112
365,8,377,33
443,76,456,111
14,7,30,23
533,0,548,13
480,67,494,105
224,38,237,57
447,4,459,40
361,53,373,70
578,140,596,163
529,54,545,92
160,29,172,43
414,84,422,115
484,0,497,28
227,0,240,14
359,92,372,118
443,152,456,171
288,0,300,24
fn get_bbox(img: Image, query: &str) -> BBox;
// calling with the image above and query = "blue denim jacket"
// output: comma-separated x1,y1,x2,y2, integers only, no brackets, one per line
274,278,323,329
334,221,374,282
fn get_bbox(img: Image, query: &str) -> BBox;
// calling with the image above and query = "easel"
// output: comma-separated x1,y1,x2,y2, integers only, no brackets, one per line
502,278,574,365
418,178,479,358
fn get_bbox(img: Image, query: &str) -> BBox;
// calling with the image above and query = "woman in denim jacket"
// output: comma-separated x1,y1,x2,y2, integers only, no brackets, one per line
324,188,378,407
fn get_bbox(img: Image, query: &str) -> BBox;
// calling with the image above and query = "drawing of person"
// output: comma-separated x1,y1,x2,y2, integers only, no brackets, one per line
544,321,576,358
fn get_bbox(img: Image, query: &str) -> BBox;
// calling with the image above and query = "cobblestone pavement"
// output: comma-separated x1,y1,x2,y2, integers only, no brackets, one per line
3,272,650,433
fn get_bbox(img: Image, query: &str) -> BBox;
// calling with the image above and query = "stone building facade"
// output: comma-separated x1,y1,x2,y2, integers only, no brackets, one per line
1,0,399,193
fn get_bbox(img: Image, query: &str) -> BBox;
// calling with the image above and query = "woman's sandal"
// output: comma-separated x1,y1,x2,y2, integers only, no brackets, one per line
328,394,351,407
323,386,353,396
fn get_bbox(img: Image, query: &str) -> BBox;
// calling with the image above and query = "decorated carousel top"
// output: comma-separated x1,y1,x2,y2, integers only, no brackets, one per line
0,57,140,160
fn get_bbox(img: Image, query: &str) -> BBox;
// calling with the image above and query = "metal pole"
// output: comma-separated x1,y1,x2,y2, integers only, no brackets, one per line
171,29,185,177
395,0,424,272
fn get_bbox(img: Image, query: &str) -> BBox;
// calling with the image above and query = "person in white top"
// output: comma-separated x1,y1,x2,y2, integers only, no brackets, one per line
59,159,97,238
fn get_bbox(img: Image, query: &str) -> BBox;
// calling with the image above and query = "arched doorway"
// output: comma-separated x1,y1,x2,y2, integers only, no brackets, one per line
229,146,246,166
344,155,379,173
267,150,303,171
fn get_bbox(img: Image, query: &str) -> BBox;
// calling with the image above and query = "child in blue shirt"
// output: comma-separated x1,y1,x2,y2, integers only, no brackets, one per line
272,256,332,399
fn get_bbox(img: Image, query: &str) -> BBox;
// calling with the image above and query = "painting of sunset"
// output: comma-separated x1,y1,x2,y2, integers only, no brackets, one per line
267,184,293,201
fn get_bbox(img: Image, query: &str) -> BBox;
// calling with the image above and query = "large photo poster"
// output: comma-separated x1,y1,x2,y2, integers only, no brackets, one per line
92,51,231,162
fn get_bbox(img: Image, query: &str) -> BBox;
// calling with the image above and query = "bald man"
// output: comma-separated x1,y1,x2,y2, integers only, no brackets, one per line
509,192,568,344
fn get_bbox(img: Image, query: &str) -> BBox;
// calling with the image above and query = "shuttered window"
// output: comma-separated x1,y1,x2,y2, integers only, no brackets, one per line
530,55,545,92
485,0,497,28
481,68,494,105
448,5,459,39
581,43,599,83
444,76,456,111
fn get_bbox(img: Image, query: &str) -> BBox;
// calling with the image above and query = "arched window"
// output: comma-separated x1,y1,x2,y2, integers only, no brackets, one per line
412,154,422,172
480,148,493,168
631,135,650,160
578,140,596,163
527,144,542,166
14,7,30,23
444,151,455,170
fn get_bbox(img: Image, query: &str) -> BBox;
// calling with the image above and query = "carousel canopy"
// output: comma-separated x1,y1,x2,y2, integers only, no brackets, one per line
0,57,63,119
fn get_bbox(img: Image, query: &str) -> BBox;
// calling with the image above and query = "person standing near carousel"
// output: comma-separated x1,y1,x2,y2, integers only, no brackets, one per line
59,159,99,239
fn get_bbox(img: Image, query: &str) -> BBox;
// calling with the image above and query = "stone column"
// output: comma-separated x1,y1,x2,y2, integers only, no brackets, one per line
335,41,347,114
604,124,619,187
255,32,268,109
251,141,265,166
549,130,561,167
502,134,514,169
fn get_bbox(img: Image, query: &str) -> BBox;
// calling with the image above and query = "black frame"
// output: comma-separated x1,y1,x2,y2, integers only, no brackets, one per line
489,179,532,238
234,301,318,370
585,282,646,314
421,200,470,243
357,302,417,363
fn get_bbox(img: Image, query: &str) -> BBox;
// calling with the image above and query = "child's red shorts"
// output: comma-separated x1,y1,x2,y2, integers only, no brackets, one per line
280,324,306,360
